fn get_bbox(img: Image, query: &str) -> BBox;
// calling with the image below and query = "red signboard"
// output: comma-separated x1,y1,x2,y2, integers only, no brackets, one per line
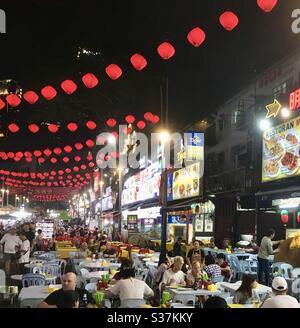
290,88,300,111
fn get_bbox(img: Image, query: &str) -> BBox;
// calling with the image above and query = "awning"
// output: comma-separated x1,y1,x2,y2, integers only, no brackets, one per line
255,185,300,200
167,196,201,210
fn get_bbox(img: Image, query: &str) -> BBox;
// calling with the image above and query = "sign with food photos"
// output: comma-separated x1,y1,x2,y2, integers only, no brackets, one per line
262,115,300,183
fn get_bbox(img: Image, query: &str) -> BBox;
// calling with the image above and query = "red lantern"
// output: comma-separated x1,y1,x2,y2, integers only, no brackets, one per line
65,168,71,173
257,0,278,12
86,139,94,148
23,91,39,104
86,121,97,130
24,151,32,157
61,80,77,95
38,157,45,164
16,152,23,158
73,166,79,172
64,145,72,153
187,27,206,47
58,170,64,175
26,157,33,163
41,86,57,100
157,42,175,60
151,115,160,124
137,120,146,129
6,94,21,107
219,11,239,31
125,115,135,124
88,162,95,168
14,157,21,162
74,156,81,162
105,64,123,80
50,158,57,164
8,123,20,133
82,73,99,89
281,215,289,224
34,150,42,157
67,122,78,132
130,53,147,71
144,112,153,121
0,99,6,110
50,171,56,176
44,149,52,157
28,124,39,133
106,118,117,128
63,157,70,163
74,143,83,150
48,124,59,133
53,147,62,155
81,164,87,170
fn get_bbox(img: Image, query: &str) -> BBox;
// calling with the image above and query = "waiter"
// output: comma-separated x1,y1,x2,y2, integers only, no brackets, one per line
258,229,283,286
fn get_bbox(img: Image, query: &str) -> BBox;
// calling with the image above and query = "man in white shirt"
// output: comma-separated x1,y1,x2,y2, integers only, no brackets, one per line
0,227,22,275
159,256,186,292
261,276,299,308
18,232,31,273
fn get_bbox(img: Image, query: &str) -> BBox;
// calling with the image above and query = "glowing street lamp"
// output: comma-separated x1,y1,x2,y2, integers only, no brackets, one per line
259,119,271,131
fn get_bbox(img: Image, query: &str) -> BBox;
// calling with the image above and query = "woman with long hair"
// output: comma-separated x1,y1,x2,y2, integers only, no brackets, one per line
233,274,260,304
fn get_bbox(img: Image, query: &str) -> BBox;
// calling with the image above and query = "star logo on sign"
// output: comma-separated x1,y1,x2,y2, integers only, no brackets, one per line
265,99,281,119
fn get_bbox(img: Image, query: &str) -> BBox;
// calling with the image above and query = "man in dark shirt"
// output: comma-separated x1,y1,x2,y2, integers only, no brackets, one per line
38,272,93,308
173,237,184,257
103,241,117,258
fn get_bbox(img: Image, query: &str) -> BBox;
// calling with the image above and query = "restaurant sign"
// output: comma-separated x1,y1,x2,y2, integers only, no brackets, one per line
127,215,139,232
290,88,300,111
168,215,193,224
262,115,300,183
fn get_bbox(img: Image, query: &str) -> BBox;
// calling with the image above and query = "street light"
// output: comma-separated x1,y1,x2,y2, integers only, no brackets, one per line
6,189,9,207
281,107,291,118
259,119,271,131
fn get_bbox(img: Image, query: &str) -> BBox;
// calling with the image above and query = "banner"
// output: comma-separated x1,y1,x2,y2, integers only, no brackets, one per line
262,115,300,183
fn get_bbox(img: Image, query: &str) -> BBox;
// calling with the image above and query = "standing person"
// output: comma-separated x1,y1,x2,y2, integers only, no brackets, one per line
18,232,31,274
173,237,184,257
187,241,203,267
0,227,22,275
35,229,44,251
258,229,283,286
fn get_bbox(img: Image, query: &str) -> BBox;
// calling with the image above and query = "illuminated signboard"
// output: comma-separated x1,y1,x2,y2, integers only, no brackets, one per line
262,115,300,183
290,88,300,111
167,162,200,201
186,132,204,162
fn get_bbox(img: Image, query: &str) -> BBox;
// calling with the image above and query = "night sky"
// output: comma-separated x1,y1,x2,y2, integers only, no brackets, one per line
0,0,300,151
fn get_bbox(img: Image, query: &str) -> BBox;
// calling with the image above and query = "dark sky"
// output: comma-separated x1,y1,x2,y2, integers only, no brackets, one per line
0,0,300,146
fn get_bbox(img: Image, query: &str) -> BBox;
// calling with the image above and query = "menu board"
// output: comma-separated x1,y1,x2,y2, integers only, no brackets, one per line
35,220,54,239
168,162,200,201
262,116,300,183
194,214,204,232
127,215,139,232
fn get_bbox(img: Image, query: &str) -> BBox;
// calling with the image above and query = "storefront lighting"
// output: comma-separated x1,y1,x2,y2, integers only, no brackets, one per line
259,119,271,131
281,107,291,118
108,135,116,144
279,204,299,209
159,131,170,143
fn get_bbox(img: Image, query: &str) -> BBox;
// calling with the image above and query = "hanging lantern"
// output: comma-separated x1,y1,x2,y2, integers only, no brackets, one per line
53,147,62,155
14,157,21,162
81,164,87,170
280,210,289,224
64,145,72,153
50,171,56,176
151,115,160,124
48,124,59,133
58,170,64,175
67,122,78,132
34,150,42,157
38,157,45,164
26,157,33,163
130,53,147,71
86,121,97,130
105,64,123,80
157,42,175,60
187,27,206,48
63,157,70,163
50,158,57,164
137,120,146,130
43,149,52,157
82,73,99,89
86,139,95,148
88,162,95,168
106,118,117,128
144,112,153,122
74,156,81,162
8,123,20,133
257,0,278,12
297,212,300,224
74,143,83,150
24,151,32,157
28,124,39,133
65,168,71,173
41,86,57,100
0,99,6,110
6,94,21,107
125,115,135,124
219,11,239,31
73,166,79,172
23,91,39,104
15,152,23,158
61,80,77,95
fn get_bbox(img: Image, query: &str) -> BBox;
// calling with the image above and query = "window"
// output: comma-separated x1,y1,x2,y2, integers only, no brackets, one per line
218,114,225,131
273,81,287,99
231,110,241,125
217,152,225,165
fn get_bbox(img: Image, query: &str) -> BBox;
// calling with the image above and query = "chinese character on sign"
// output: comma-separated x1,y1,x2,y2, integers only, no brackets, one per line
290,88,300,111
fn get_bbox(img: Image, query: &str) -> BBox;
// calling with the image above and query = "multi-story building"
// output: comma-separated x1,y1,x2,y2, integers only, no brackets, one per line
205,47,300,246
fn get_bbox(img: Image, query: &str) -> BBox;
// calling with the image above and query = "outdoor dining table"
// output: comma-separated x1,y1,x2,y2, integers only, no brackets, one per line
11,274,57,284
81,260,121,272
220,281,272,296
82,271,113,281
0,286,18,307
18,284,62,308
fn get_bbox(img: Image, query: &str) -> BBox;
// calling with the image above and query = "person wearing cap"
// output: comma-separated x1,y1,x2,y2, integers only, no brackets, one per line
257,229,283,286
261,276,298,308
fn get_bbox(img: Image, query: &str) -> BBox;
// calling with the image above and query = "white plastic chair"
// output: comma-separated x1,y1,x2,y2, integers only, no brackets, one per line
85,282,96,293
272,262,293,279
80,268,90,277
0,269,5,286
212,275,224,283
120,298,147,308
136,268,149,282
225,296,234,305
22,273,46,287
292,268,300,278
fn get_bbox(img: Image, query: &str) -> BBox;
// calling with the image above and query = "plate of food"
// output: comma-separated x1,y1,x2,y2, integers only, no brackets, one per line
264,137,285,160
281,151,299,175
285,133,299,147
264,159,281,177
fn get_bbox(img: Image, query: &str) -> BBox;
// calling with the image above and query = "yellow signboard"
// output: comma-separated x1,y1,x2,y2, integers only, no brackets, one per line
262,115,300,183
